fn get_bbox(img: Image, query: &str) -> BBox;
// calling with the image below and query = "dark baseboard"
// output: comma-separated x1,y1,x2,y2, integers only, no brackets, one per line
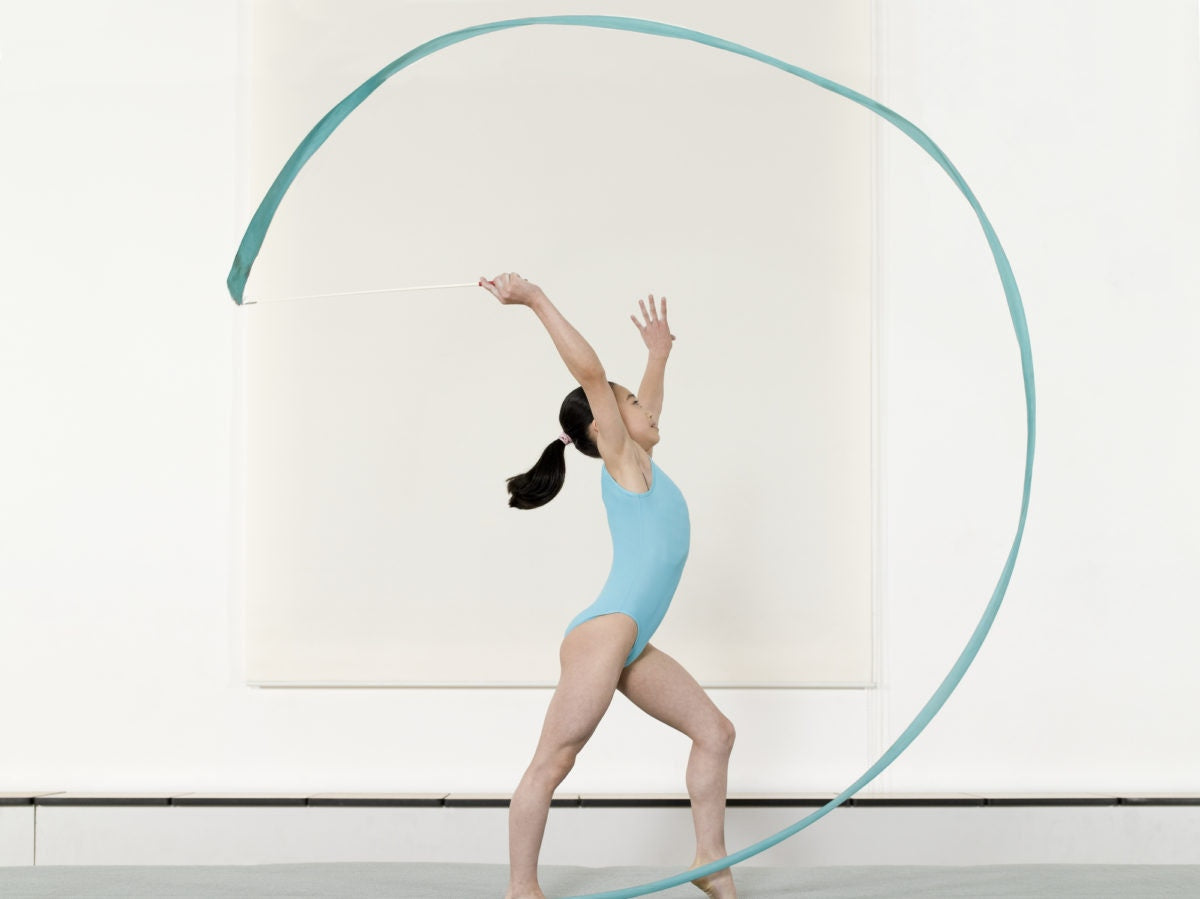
4,792,1198,808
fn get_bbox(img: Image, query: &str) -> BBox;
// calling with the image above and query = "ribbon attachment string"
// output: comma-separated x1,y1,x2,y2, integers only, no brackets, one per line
243,282,481,305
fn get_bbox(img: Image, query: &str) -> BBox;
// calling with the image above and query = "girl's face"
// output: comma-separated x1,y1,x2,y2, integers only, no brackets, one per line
596,382,660,451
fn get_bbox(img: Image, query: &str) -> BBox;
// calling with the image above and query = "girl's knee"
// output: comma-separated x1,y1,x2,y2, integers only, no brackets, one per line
532,748,577,784
705,716,736,751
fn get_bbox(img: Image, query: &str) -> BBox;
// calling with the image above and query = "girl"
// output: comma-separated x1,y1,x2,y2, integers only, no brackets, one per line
478,273,738,899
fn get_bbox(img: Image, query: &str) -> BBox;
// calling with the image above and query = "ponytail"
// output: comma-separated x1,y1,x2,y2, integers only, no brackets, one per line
505,383,606,509
506,437,571,509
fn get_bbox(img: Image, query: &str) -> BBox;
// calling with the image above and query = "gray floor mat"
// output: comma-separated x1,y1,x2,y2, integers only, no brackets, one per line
1,862,1198,898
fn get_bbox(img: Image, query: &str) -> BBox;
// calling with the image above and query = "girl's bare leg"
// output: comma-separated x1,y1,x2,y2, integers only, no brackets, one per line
505,613,637,899
616,643,738,898
505,763,560,899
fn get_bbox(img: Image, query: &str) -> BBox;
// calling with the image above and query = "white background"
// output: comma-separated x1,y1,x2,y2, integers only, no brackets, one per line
0,0,1196,796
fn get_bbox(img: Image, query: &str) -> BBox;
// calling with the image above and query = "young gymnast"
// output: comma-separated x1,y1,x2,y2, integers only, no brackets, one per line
478,273,738,899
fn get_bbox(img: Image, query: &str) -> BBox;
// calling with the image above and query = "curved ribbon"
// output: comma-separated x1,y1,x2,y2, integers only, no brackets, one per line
228,15,1036,899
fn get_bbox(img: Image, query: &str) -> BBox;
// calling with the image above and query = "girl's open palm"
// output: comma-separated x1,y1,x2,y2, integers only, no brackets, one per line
631,294,675,356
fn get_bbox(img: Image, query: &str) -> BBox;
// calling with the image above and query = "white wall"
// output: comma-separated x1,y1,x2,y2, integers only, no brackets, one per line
875,0,1199,791
1,0,1196,809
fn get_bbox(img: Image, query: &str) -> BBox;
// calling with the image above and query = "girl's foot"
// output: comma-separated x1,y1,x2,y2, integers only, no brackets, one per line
689,853,738,898
504,887,546,899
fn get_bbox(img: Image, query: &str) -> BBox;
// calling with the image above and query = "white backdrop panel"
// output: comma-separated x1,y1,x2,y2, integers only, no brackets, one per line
243,0,874,686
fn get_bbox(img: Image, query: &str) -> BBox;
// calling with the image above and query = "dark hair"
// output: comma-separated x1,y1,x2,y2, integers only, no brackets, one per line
505,382,612,509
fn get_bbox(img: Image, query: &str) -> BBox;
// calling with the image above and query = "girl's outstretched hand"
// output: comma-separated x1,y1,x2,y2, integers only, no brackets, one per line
631,293,675,357
479,272,544,306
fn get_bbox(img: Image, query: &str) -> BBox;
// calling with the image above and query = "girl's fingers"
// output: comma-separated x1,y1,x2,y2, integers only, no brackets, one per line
637,294,669,324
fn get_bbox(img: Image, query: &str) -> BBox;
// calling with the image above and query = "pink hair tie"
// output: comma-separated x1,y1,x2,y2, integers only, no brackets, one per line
559,432,572,445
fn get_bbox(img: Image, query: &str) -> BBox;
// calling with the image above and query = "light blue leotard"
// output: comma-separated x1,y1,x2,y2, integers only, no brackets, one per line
562,457,691,667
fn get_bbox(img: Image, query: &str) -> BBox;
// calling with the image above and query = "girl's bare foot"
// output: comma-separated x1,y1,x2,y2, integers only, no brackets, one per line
689,853,738,899
504,888,546,899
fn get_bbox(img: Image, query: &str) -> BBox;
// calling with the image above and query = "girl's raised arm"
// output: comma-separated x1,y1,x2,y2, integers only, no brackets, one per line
480,272,603,383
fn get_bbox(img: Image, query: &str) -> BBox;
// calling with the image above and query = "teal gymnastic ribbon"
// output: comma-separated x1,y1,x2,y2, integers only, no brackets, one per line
227,16,1036,899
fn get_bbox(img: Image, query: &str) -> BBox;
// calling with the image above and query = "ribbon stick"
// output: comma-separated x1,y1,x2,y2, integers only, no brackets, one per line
228,16,1036,899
